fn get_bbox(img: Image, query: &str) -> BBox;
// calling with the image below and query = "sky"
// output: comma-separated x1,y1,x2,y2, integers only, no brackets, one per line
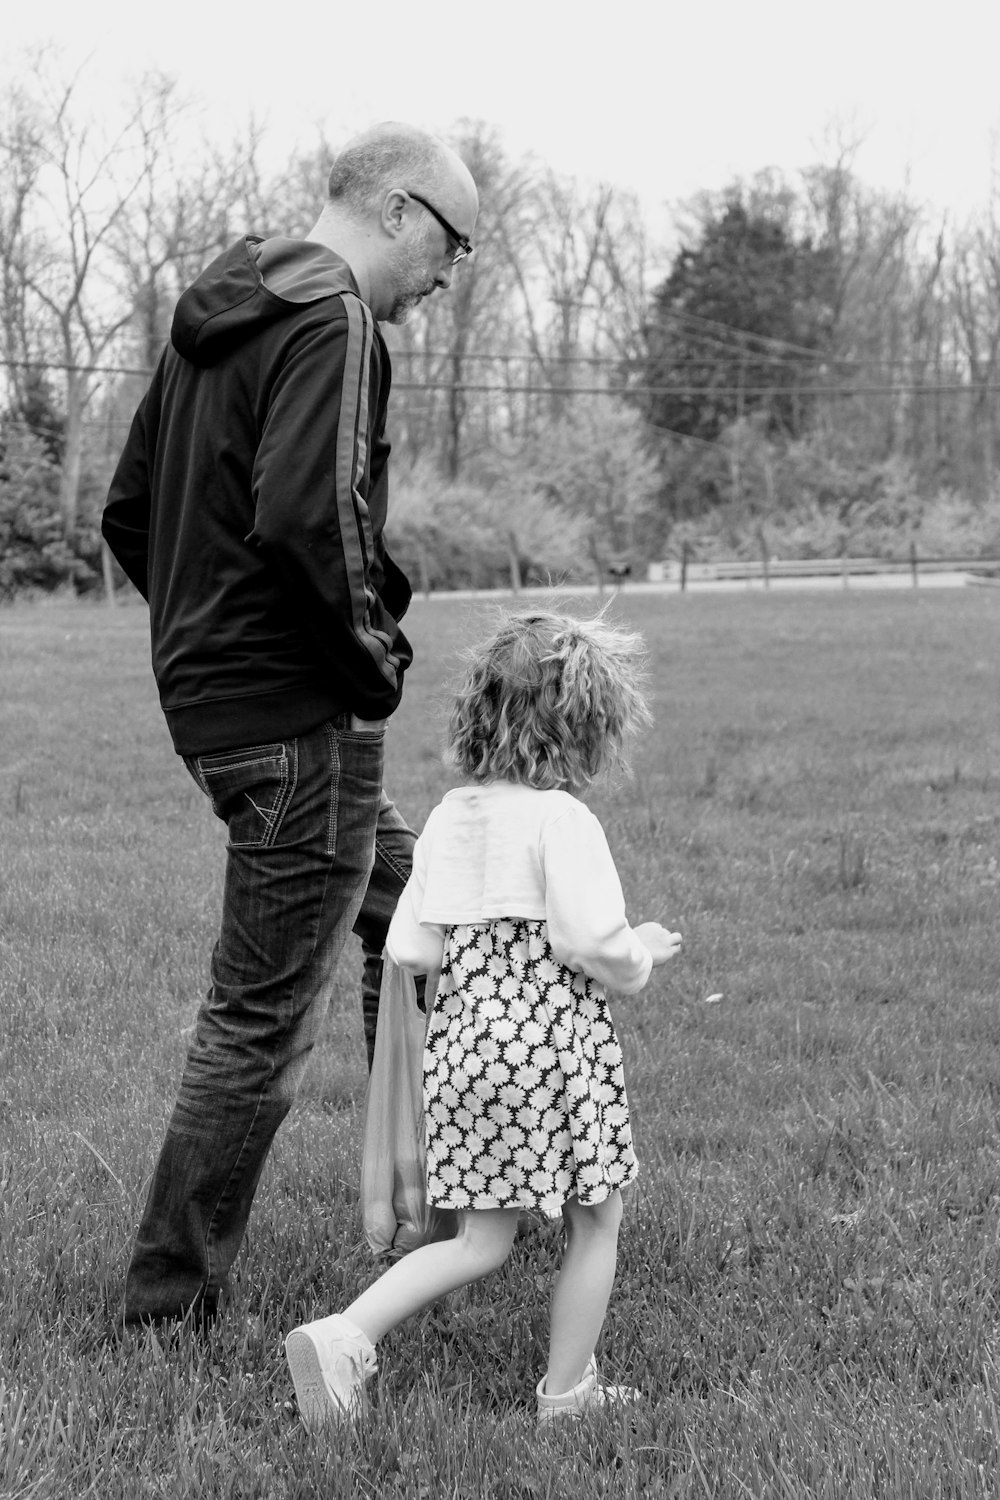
7,0,1000,250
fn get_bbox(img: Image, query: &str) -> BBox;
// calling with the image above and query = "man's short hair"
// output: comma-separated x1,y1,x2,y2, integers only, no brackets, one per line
327,127,449,218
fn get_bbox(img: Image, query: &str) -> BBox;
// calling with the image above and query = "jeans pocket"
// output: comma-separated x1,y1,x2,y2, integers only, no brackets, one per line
187,742,297,849
344,718,387,740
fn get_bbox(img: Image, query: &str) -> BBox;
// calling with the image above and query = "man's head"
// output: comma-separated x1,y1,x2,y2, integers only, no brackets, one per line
312,123,479,323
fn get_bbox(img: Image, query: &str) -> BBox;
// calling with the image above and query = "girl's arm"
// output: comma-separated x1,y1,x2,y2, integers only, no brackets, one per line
385,836,446,974
542,806,654,994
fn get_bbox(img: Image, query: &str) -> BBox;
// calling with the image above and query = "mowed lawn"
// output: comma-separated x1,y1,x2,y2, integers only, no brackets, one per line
2,585,1000,1499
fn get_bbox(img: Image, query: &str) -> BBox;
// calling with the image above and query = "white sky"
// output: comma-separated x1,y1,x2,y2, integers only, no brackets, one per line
7,0,1000,248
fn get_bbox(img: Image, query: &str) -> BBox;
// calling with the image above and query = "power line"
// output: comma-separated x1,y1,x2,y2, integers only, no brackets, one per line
2,357,153,378
3,358,999,401
2,347,983,381
645,311,967,377
649,307,838,362
277,381,993,402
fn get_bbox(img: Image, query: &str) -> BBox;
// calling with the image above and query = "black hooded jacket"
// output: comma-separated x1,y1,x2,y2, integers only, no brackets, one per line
102,235,413,756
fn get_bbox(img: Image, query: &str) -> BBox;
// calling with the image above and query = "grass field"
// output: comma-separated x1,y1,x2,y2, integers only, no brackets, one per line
3,585,1000,1498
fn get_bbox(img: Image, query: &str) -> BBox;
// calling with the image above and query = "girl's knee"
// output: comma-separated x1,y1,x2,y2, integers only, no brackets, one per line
455,1209,518,1277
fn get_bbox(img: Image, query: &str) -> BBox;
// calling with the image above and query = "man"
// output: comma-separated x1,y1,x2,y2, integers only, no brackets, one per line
102,122,479,1328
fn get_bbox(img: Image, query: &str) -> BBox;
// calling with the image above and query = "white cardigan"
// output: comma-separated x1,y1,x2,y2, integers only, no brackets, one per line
386,782,653,994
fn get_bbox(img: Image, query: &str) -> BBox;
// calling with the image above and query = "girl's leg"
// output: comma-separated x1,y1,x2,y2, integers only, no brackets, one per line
286,1207,520,1430
545,1190,623,1395
345,1206,520,1343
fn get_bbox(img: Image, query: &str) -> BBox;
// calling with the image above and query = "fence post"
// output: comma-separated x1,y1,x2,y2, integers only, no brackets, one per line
910,541,918,588
101,541,118,608
757,523,770,590
680,542,689,593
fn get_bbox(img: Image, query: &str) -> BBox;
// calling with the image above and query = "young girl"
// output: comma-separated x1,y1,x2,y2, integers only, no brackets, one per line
285,609,682,1430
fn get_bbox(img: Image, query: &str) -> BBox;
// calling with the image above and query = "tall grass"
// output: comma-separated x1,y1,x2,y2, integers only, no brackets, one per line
2,587,1000,1498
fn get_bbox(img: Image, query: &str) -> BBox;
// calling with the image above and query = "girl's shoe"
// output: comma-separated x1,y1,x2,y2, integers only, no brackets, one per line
536,1358,640,1428
284,1314,377,1431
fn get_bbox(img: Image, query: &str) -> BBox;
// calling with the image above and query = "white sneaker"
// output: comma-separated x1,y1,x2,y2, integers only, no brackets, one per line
536,1358,640,1428
284,1314,377,1431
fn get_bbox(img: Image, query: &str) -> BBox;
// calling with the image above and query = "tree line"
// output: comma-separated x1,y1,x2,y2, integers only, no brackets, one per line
2,54,1000,599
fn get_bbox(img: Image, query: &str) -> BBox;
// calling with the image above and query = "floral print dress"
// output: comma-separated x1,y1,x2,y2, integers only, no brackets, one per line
422,917,638,1218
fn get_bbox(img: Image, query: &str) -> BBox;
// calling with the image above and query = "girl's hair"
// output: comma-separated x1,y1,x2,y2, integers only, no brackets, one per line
446,609,652,791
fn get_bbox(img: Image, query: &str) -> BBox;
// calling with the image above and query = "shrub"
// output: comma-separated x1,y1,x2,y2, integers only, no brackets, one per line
0,427,101,597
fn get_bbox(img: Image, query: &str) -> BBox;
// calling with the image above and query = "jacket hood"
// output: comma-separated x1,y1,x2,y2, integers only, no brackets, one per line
171,236,362,367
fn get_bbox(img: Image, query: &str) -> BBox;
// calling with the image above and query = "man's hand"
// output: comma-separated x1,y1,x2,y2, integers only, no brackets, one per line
349,715,387,733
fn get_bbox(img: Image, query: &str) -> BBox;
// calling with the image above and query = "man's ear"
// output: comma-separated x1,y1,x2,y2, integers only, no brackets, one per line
381,189,408,239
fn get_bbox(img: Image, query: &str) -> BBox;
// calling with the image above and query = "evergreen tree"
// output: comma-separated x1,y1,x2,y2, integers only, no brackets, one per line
642,199,836,442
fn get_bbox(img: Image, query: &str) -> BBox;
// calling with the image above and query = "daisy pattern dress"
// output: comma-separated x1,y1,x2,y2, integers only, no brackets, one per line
386,783,654,1219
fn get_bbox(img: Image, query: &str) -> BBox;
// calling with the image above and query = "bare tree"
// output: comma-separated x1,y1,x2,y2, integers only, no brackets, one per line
106,75,247,373
0,81,46,426
800,154,957,481
388,138,653,479
950,212,1000,499
386,122,534,475
4,58,156,542
108,82,278,393
499,170,652,419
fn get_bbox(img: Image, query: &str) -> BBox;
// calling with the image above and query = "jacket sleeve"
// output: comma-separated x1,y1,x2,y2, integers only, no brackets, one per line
249,298,412,719
542,805,653,993
102,394,153,600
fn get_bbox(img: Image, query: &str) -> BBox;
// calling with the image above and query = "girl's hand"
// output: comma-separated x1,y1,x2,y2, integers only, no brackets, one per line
635,922,683,965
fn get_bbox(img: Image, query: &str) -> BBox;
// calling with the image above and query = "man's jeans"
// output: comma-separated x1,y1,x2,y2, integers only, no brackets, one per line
123,717,415,1325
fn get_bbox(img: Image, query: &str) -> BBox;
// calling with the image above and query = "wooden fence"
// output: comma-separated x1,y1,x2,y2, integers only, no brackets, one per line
647,546,1000,590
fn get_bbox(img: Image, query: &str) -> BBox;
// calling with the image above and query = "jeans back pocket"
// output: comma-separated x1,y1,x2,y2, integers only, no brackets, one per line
187,742,296,849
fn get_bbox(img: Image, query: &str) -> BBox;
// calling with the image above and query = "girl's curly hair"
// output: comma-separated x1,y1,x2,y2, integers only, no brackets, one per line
446,609,652,791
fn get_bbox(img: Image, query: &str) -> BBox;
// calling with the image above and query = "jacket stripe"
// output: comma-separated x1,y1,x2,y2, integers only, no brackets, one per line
336,295,403,686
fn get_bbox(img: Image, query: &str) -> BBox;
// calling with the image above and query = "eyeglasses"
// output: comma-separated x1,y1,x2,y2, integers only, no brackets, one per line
406,190,474,264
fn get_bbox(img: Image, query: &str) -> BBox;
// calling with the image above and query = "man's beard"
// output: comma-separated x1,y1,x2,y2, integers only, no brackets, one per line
385,230,436,325
386,288,429,325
